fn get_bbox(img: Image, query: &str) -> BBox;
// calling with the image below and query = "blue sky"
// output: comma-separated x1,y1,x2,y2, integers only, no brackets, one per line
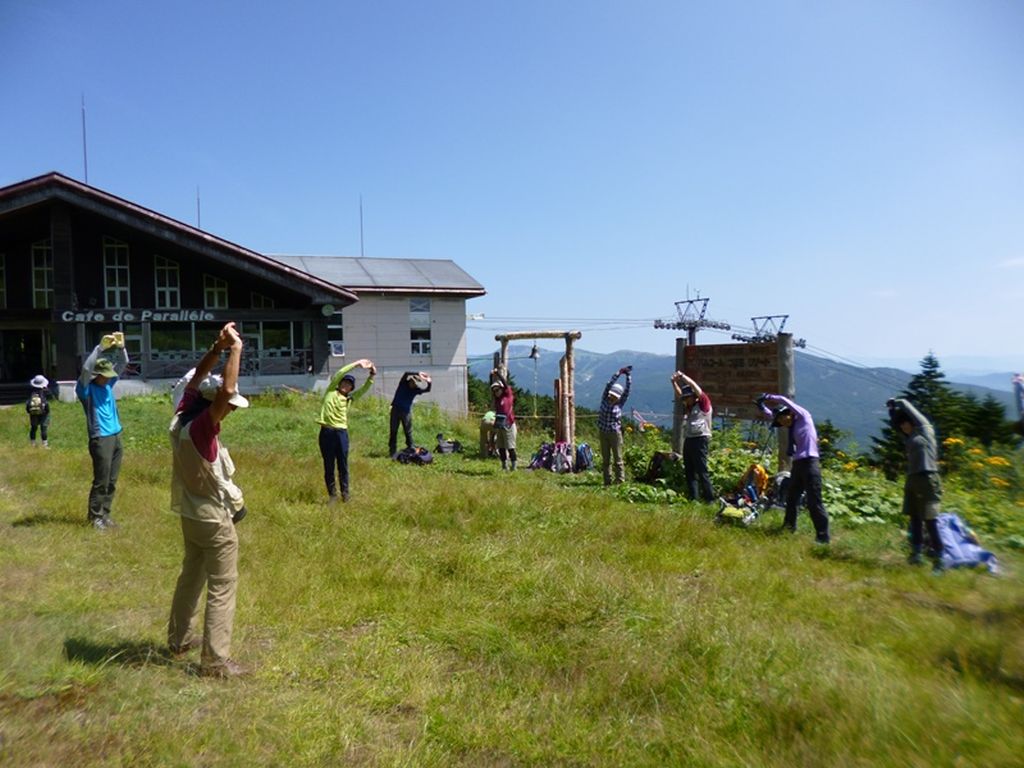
2,1,1022,371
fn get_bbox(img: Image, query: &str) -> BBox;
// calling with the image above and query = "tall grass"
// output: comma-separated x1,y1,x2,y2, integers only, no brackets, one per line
1,394,1022,767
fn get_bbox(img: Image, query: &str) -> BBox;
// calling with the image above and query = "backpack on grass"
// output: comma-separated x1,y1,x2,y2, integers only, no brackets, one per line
552,442,574,474
575,443,594,472
395,446,434,465
435,433,463,454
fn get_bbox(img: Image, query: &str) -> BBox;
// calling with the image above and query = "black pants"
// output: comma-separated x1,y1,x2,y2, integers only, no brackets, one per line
785,457,830,542
388,407,413,456
319,426,350,496
909,514,942,560
683,435,715,501
88,433,123,521
29,414,50,441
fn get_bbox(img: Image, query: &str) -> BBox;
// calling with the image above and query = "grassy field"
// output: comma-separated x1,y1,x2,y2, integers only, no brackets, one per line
1,393,1023,767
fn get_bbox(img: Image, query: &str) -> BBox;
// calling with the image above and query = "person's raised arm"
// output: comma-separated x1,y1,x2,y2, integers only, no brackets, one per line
112,344,130,377
78,343,103,388
187,323,235,395
208,325,243,425
351,359,376,400
676,371,702,398
892,397,929,431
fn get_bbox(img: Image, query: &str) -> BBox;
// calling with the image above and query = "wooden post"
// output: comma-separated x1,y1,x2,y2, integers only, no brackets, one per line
776,333,795,474
565,336,576,448
557,376,565,438
499,338,510,380
493,330,582,446
672,336,687,454
558,356,569,442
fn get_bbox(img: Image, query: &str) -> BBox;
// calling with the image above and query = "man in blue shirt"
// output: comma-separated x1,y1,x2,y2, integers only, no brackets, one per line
76,334,129,530
388,371,431,457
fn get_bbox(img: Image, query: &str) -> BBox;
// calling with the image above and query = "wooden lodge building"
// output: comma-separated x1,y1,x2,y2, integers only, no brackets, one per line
0,173,485,413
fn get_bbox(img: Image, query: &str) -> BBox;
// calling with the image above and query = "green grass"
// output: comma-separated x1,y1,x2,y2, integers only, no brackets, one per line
2,395,1023,767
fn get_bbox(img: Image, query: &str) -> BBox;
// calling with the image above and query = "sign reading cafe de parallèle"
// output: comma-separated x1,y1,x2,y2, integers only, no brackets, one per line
59,309,219,323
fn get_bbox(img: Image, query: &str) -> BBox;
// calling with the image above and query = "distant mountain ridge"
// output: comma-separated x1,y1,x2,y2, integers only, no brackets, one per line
469,347,1017,449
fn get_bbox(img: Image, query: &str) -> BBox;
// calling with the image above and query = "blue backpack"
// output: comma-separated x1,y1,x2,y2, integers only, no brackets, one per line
575,443,594,472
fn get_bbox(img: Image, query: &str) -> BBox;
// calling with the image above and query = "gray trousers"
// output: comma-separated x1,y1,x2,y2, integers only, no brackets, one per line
88,433,123,521
600,431,624,485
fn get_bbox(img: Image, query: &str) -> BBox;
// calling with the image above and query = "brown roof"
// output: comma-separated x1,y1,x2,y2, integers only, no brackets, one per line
0,172,358,306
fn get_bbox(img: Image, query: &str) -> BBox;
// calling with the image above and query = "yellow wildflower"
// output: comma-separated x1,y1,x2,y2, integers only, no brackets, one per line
970,462,985,472
985,456,1011,468
968,448,984,456
990,477,1010,489
842,461,858,471
943,437,964,447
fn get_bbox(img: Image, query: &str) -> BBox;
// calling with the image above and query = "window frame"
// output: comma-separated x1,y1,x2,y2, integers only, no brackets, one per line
203,273,229,309
154,255,181,309
31,240,54,309
102,236,132,309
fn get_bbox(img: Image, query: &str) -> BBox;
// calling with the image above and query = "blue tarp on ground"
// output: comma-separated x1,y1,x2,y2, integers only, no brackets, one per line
936,513,999,574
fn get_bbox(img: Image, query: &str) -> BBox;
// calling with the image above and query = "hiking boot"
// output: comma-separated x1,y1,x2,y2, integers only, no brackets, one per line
199,659,249,679
509,462,517,472
327,494,340,506
101,516,119,530
42,441,49,449
907,552,924,566
341,490,350,502
501,462,508,471
232,505,247,524
91,517,107,531
30,439,38,447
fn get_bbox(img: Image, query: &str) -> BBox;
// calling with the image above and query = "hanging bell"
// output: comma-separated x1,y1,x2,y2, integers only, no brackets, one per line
529,343,540,360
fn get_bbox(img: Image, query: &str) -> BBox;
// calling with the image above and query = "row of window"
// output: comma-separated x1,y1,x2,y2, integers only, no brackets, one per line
5,238,274,311
2,241,435,357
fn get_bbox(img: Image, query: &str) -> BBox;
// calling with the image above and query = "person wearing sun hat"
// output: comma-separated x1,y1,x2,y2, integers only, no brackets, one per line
598,366,632,485
26,374,52,448
489,368,517,470
672,370,715,501
167,322,251,678
76,333,130,530
317,357,376,503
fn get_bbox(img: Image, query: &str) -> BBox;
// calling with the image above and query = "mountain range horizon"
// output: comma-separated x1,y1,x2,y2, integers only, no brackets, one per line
467,345,1020,450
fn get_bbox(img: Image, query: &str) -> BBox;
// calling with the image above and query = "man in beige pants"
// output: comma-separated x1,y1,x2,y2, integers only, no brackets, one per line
167,322,250,677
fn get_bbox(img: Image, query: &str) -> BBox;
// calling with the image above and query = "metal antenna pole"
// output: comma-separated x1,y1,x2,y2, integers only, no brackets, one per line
359,195,364,258
81,94,89,184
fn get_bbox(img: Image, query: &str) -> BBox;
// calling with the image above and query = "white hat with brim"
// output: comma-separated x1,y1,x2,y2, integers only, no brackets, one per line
30,375,49,388
198,374,249,408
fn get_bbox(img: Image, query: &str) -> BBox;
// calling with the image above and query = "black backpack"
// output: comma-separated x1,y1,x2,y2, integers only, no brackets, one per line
395,446,434,465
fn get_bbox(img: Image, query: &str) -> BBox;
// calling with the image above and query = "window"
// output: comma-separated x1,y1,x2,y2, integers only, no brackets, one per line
103,237,131,308
154,255,180,309
411,329,431,355
0,253,6,309
251,291,275,309
410,298,431,354
204,274,228,309
327,311,344,357
32,240,54,309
